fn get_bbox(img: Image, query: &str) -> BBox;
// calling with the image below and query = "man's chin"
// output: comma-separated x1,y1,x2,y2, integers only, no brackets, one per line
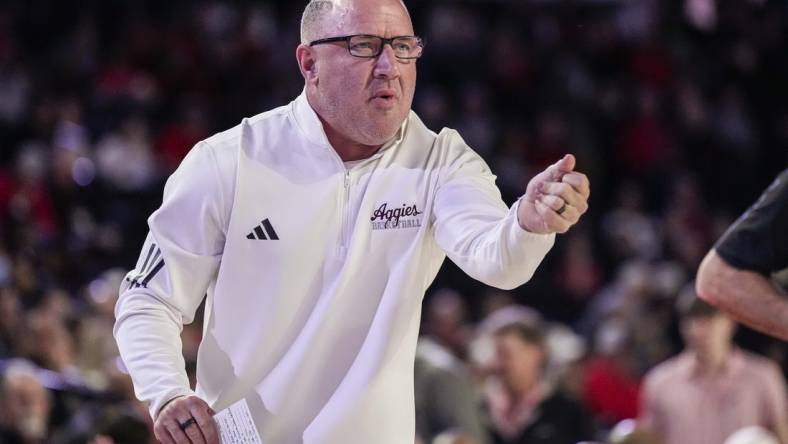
356,123,404,147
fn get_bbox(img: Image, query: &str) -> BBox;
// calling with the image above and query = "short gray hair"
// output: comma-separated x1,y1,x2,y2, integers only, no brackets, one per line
300,0,411,44
300,0,336,44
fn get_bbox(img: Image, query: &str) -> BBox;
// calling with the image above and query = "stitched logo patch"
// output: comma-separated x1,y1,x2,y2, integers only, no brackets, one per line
370,203,423,230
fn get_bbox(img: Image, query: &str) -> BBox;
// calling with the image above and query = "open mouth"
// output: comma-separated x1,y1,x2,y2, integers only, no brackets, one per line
371,90,397,102
370,93,397,109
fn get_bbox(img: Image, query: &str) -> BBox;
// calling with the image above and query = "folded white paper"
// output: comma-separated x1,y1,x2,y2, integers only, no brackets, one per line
214,398,263,444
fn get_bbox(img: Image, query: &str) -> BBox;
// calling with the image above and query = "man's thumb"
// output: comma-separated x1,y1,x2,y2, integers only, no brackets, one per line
554,154,576,174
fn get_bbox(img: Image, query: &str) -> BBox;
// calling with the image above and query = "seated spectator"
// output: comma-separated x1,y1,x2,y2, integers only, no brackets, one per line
581,316,641,427
423,288,474,363
415,351,490,444
639,288,788,444
20,310,81,382
484,321,595,444
0,359,52,444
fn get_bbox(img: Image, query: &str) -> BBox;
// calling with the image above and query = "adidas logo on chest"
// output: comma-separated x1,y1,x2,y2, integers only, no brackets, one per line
246,219,279,240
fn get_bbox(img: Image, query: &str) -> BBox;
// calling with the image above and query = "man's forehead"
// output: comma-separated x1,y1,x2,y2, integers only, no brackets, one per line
325,0,407,11
323,0,412,33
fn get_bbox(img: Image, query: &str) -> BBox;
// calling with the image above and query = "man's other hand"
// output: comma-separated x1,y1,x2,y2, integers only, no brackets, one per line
154,395,219,444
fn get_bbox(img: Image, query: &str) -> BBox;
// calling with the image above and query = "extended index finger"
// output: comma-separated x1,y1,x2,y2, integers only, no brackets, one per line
561,172,590,198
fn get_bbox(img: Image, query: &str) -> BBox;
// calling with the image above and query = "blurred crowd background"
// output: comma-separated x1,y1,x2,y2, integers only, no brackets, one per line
0,0,787,443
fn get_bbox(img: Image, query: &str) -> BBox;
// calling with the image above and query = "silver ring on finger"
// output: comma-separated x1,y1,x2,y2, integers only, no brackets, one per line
556,203,567,215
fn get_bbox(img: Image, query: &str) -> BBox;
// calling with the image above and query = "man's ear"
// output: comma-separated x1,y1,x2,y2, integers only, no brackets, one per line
296,45,319,84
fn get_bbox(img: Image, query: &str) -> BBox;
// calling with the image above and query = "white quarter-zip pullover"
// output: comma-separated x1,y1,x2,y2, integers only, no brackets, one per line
114,92,555,444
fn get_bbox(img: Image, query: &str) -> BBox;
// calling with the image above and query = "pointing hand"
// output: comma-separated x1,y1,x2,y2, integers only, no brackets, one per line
517,154,590,234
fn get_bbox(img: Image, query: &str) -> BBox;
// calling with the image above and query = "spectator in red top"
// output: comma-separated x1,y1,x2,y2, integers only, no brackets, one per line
581,316,641,427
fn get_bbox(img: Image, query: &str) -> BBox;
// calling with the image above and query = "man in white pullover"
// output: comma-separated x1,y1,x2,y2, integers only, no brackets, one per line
113,1,591,443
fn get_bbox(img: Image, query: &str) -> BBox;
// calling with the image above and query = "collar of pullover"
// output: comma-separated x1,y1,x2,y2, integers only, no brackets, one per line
291,89,408,160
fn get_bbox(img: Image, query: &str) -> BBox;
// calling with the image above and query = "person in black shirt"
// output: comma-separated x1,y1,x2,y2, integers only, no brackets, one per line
697,168,788,341
484,322,594,444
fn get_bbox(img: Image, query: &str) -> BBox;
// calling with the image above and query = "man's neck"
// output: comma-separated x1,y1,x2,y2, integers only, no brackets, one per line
321,118,383,162
306,92,385,162
693,345,732,375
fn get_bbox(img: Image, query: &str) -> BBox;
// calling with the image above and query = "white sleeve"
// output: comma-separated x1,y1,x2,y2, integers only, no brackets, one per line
432,129,555,290
113,142,228,419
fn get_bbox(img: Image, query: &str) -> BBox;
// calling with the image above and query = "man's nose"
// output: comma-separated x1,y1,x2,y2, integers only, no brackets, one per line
373,44,400,79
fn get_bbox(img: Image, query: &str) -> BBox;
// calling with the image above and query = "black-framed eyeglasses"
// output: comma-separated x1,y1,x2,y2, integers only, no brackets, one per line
309,34,425,59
